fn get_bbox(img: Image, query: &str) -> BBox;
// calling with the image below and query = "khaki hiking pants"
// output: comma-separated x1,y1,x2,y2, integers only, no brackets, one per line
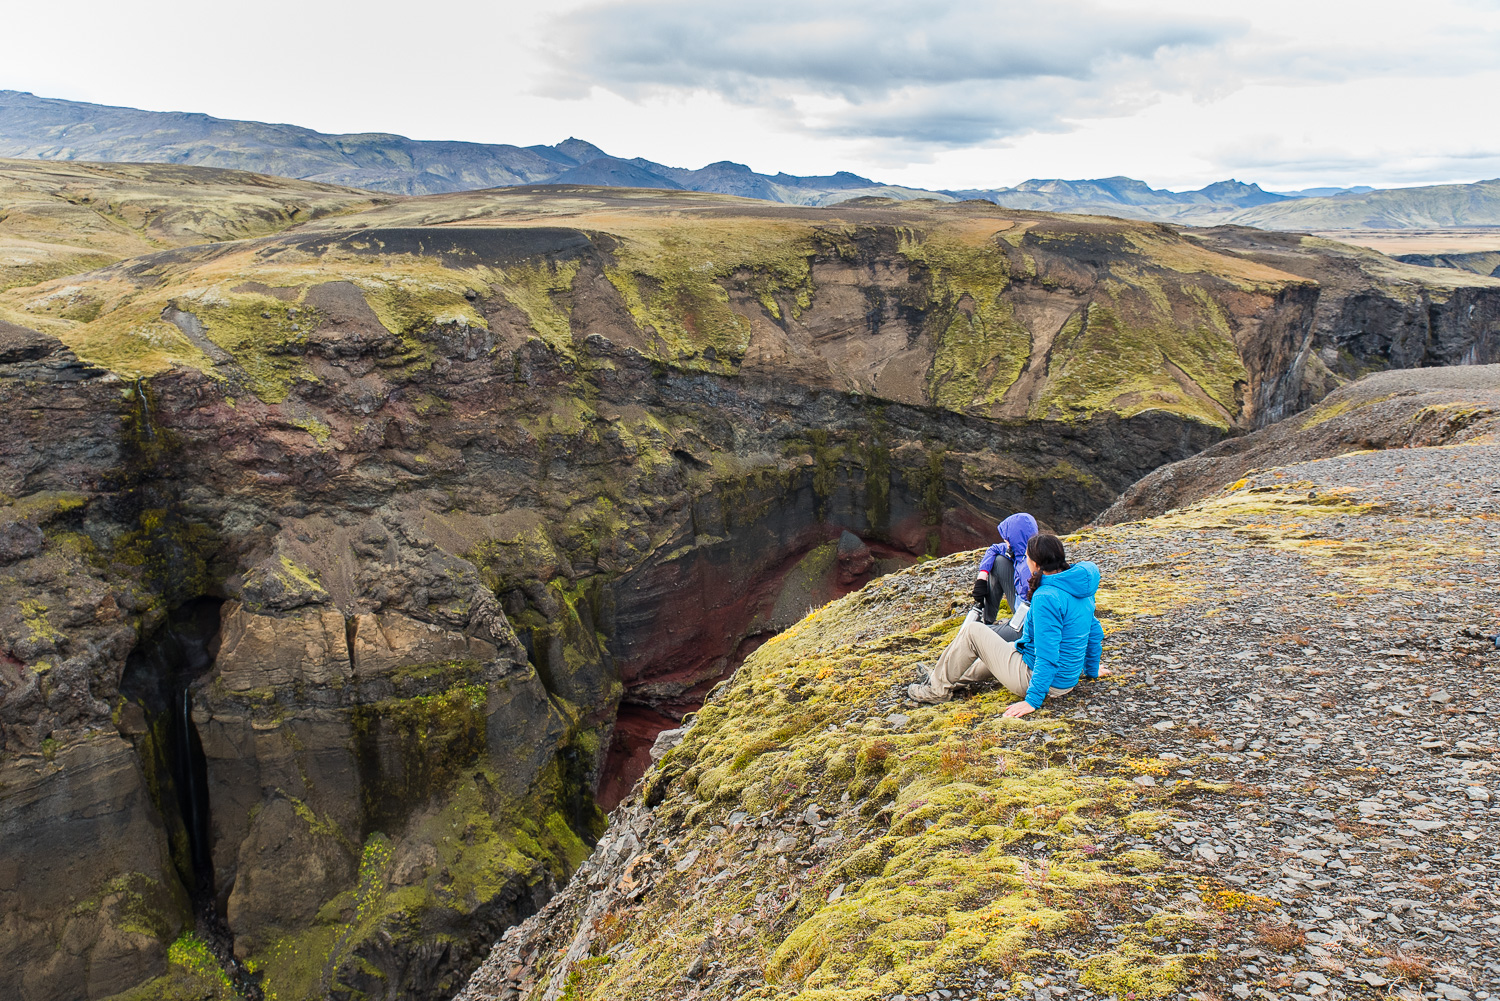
929,615,1075,702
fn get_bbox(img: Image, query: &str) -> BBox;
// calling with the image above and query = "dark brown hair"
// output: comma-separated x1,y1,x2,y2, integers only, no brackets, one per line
1025,533,1069,598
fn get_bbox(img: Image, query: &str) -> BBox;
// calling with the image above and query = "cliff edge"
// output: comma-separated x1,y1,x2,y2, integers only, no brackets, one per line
457,376,1499,1001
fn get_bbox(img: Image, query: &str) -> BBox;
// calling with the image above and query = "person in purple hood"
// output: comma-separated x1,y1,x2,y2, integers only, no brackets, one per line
971,513,1037,631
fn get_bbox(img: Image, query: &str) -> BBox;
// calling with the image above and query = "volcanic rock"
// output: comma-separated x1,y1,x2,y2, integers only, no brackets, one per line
835,530,875,583
456,372,1500,1001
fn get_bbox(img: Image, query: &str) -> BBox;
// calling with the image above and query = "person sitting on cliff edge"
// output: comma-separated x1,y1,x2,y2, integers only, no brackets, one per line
972,512,1038,633
909,533,1108,714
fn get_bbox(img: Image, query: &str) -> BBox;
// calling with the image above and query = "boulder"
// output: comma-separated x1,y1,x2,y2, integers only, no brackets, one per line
213,602,351,692
350,611,498,679
0,520,42,565
835,529,874,583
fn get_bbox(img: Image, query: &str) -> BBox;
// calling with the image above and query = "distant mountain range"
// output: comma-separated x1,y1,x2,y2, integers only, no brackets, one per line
3,89,1499,230
0,90,940,205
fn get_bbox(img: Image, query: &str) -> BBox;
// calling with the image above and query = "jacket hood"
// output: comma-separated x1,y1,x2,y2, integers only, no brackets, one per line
997,513,1037,559
1041,561,1100,598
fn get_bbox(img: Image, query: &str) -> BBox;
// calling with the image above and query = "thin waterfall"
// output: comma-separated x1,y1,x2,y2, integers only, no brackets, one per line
179,687,212,893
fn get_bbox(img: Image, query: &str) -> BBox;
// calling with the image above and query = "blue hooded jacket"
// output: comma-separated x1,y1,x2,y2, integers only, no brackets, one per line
1014,561,1104,708
977,513,1037,601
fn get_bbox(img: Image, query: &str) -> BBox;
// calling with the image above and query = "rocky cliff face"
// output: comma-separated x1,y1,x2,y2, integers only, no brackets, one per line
1096,364,1500,525
1186,228,1500,423
0,320,598,1000
2,183,1499,1001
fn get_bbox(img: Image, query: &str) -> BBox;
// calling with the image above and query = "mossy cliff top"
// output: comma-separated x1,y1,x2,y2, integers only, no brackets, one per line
457,542,1211,1001
0,184,1324,428
6,169,1495,430
457,427,1500,1001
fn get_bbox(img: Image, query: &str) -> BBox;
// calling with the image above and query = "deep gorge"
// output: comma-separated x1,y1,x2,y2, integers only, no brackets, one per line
2,197,1498,1001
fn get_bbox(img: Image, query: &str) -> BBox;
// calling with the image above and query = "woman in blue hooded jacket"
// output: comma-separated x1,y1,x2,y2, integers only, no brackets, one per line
910,533,1107,713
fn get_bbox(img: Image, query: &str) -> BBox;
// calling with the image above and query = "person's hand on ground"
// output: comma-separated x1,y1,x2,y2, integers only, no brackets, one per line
1003,701,1035,719
971,577,988,603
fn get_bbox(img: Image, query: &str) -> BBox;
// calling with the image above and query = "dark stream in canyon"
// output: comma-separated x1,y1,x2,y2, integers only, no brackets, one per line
118,600,220,904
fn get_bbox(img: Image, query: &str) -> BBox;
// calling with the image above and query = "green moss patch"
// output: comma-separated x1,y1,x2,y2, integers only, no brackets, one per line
555,553,1234,1000
603,218,817,370
1030,290,1246,429
897,227,1030,412
252,761,596,1001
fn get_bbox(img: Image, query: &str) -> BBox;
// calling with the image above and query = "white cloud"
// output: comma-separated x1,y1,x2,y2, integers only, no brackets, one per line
541,0,1243,146
537,0,1500,186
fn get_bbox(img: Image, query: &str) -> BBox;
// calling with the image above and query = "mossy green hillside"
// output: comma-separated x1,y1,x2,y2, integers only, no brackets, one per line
601,216,818,370
0,157,380,293
0,243,117,293
548,550,1248,1001
897,222,1031,412
0,240,493,396
1028,276,1249,429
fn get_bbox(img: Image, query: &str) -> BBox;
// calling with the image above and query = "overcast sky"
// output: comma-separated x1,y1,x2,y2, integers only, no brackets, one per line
4,0,1498,191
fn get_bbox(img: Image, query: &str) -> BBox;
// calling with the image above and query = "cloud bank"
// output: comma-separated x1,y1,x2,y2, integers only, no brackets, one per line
539,0,1500,185
542,0,1243,147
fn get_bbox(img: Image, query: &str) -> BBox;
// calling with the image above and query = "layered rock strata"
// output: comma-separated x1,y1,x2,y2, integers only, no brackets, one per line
1186,228,1500,421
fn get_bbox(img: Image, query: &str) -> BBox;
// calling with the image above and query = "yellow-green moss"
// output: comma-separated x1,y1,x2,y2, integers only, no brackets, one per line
177,292,316,402
253,758,596,1001
166,933,232,989
289,415,333,445
6,489,88,523
19,598,63,644
251,555,330,603
897,227,1030,412
1029,294,1246,429
1080,942,1201,999
602,219,818,370
497,259,582,355
111,506,219,605
567,554,1212,1001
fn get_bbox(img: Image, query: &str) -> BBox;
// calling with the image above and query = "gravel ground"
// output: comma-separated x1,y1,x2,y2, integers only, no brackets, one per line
900,443,1500,1001
1098,364,1500,525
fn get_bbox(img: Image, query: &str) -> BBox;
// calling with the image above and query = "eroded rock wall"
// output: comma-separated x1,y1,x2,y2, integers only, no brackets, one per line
0,322,186,1001
1187,228,1500,422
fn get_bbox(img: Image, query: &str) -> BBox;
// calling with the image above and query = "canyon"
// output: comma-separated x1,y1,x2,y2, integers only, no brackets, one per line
1,169,1498,1001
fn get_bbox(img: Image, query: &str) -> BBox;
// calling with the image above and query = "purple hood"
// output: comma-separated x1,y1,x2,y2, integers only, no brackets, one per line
999,513,1038,561
978,512,1039,600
